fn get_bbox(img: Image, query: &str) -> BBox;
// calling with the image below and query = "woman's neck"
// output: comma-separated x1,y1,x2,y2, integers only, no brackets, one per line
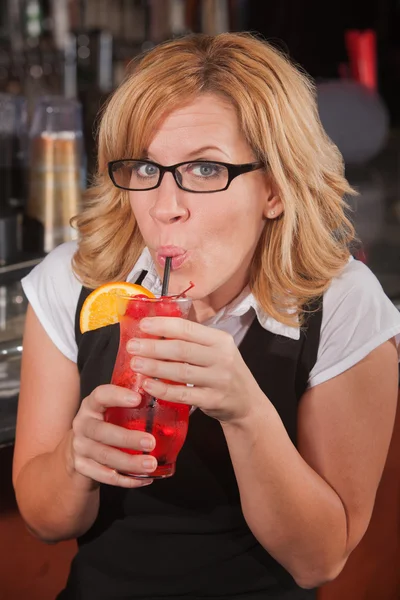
190,274,250,324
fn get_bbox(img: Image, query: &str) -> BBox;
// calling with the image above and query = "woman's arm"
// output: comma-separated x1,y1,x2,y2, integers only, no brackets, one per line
221,339,398,588
13,305,156,543
13,305,101,542
128,317,399,589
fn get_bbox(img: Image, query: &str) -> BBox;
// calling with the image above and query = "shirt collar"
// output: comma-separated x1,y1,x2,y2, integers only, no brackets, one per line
126,247,300,340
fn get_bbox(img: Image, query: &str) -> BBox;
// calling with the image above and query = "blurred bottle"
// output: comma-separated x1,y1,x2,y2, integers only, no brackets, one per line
170,0,189,36
0,93,27,264
201,0,229,35
25,0,43,39
345,29,377,92
0,93,28,212
25,96,85,253
0,94,15,215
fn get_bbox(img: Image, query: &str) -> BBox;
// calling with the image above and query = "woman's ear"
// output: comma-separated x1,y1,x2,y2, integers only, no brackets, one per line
264,195,284,219
263,180,284,219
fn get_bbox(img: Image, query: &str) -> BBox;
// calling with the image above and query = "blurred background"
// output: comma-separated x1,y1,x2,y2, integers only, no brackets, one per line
0,1,399,599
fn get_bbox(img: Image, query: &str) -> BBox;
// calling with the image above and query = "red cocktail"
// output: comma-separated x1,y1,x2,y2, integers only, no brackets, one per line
105,294,192,478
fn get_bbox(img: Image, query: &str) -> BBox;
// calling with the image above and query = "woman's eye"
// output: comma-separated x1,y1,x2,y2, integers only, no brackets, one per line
136,163,158,177
189,163,221,177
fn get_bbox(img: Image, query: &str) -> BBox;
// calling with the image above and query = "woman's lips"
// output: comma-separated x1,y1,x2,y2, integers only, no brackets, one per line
156,246,188,270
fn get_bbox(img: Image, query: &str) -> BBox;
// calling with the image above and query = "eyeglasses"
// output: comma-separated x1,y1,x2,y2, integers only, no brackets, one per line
108,159,264,193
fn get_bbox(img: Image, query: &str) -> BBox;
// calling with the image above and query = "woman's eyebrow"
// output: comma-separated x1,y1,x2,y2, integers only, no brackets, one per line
144,145,230,162
184,145,229,159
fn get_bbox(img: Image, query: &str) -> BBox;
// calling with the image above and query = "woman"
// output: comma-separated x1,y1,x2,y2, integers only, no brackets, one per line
13,33,400,599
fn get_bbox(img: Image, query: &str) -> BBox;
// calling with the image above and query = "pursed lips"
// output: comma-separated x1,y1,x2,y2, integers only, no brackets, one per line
156,246,188,270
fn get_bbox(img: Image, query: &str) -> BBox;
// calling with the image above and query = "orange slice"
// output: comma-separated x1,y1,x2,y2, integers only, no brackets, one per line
80,282,155,333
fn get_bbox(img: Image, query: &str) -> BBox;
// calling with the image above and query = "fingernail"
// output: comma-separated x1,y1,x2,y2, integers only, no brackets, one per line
140,437,155,451
127,339,140,353
124,392,140,405
142,457,157,471
139,479,153,486
131,357,144,370
140,319,153,332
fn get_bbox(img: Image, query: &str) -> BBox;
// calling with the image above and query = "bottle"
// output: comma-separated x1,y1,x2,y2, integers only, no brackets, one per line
26,95,85,253
0,94,27,264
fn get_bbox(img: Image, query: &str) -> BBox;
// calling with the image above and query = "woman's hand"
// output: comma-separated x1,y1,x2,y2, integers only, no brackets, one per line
70,384,156,488
127,317,263,424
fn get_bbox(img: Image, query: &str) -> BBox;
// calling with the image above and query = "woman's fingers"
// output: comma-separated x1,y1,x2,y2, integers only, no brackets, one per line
140,316,224,345
85,384,141,414
127,337,214,367
71,384,157,487
73,455,154,489
76,418,155,453
130,356,216,387
142,377,206,407
74,436,157,475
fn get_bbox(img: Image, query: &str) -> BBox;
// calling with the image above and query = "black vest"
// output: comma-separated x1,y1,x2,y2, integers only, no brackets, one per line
58,277,322,600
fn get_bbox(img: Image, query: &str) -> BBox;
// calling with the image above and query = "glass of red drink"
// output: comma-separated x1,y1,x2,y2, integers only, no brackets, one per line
105,293,192,479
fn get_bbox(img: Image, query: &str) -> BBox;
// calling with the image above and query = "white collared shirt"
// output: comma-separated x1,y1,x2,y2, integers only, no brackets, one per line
22,242,400,389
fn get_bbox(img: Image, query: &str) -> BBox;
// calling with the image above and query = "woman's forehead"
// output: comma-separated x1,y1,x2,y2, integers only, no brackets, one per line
145,94,245,159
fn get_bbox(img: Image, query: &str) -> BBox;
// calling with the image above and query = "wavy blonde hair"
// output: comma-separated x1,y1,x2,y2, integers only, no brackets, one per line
72,32,355,326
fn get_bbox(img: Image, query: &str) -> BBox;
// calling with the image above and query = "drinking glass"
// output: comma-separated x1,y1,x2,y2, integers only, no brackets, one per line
105,293,192,479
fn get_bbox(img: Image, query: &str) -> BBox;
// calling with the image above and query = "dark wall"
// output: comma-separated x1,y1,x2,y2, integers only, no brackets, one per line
246,0,400,124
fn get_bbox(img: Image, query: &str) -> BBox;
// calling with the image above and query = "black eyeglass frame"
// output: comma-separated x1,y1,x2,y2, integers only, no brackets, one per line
108,159,265,193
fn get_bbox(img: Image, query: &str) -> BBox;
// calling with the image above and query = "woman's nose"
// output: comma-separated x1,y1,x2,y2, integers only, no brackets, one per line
149,172,189,224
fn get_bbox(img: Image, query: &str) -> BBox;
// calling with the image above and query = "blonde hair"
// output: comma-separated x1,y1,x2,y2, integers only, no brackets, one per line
72,32,355,326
